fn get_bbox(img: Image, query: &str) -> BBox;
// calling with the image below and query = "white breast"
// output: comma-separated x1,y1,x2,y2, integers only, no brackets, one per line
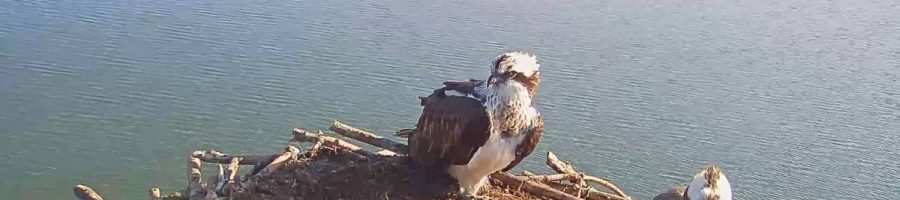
446,133,524,186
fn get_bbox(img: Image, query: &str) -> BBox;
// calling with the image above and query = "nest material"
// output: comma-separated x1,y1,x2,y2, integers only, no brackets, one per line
77,121,639,200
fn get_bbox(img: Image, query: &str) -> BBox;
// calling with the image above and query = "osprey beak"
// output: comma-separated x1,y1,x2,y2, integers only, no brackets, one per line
488,73,505,84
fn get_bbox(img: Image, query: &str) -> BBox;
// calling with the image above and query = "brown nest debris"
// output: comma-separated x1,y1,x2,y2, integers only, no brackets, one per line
75,121,634,200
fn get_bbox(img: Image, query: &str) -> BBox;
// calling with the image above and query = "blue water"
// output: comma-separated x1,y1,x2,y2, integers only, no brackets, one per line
1,0,898,199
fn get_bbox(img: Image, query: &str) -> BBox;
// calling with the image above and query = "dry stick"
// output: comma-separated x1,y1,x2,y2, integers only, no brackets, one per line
543,181,630,200
306,139,325,158
74,185,104,200
224,157,242,196
196,149,272,165
257,146,301,176
291,128,373,160
491,172,584,200
524,173,630,200
525,174,572,182
546,152,577,174
546,152,630,199
330,120,409,154
188,153,204,200
325,122,589,200
375,149,399,156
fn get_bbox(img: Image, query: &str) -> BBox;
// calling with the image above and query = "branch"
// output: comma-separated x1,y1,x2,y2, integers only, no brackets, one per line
582,176,628,199
543,181,630,200
546,152,630,199
256,146,300,176
187,153,204,200
291,128,373,160
547,152,577,174
491,173,583,200
73,185,104,200
223,158,242,196
524,173,629,200
195,149,272,165
330,121,409,154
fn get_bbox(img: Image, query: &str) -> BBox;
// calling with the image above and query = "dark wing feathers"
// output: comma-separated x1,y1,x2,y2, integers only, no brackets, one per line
502,116,544,172
409,91,491,169
442,79,481,96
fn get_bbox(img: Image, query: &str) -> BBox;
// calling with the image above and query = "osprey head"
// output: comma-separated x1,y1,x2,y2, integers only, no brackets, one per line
488,51,541,96
685,165,732,200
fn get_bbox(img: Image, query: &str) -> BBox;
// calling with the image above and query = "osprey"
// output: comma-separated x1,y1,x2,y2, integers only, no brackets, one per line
683,166,732,200
409,51,544,199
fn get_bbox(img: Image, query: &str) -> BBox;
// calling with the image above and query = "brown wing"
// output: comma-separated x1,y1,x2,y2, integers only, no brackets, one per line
409,91,491,169
502,116,544,172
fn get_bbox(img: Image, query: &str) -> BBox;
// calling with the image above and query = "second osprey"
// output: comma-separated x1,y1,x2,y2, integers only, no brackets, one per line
409,52,544,199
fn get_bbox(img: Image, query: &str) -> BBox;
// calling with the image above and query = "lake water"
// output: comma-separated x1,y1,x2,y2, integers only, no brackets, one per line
1,0,899,199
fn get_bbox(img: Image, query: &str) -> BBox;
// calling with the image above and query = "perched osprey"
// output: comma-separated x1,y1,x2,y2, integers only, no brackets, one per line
409,51,544,199
683,166,732,200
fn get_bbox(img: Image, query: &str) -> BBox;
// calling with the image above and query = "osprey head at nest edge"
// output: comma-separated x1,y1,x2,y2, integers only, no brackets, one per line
409,51,544,200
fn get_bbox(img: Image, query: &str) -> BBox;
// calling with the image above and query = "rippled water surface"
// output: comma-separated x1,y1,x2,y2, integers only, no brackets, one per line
2,0,899,199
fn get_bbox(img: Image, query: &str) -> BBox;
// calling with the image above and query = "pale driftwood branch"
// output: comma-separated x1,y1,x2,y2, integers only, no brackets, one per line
375,149,399,156
257,146,300,176
547,152,577,174
525,173,572,182
291,128,372,160
330,120,409,154
583,176,629,199
544,181,630,200
149,187,161,200
491,173,583,200
524,173,630,200
74,185,104,200
546,152,630,199
306,139,325,158
224,157,242,196
196,149,271,165
187,153,204,200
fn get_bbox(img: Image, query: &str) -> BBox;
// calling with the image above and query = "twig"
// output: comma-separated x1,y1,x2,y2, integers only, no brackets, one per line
291,128,373,160
375,149,399,156
187,153,204,200
543,181,630,200
547,152,577,174
330,121,409,154
73,185,104,200
491,173,583,200
224,157,241,196
525,174,572,182
306,139,325,158
196,149,272,165
256,146,300,176
546,152,630,199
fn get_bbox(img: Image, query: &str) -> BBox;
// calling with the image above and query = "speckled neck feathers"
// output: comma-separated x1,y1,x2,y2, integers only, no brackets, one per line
477,80,538,138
